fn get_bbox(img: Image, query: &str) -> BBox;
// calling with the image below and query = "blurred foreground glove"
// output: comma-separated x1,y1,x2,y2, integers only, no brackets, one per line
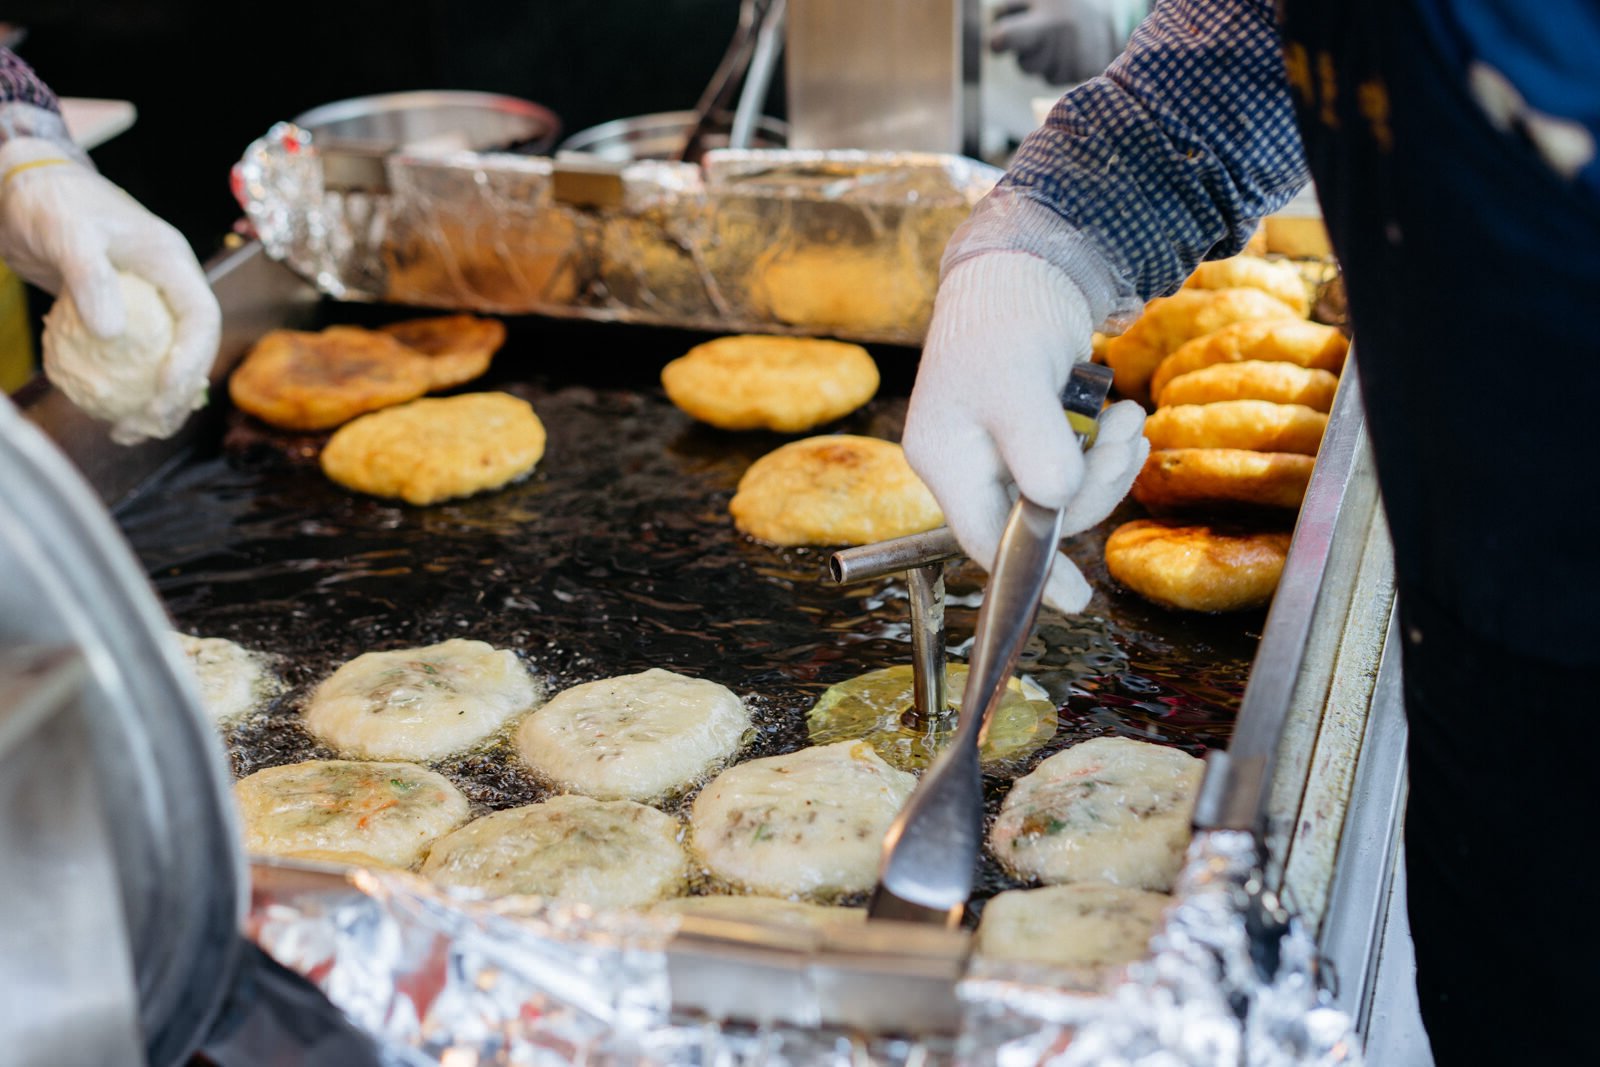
903,252,1148,614
989,0,1133,85
0,136,218,442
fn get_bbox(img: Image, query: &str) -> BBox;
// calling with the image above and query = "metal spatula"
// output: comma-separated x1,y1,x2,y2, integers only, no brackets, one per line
867,495,1064,925
868,361,1114,925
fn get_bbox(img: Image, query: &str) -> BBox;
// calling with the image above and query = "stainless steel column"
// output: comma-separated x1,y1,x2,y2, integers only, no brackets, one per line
786,0,980,155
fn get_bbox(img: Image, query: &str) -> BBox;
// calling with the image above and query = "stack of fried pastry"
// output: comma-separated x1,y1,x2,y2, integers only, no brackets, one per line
1101,255,1350,612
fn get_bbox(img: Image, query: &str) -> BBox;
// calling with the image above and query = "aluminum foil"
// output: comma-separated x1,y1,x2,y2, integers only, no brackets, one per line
233,125,999,344
248,832,1361,1067
957,831,1364,1067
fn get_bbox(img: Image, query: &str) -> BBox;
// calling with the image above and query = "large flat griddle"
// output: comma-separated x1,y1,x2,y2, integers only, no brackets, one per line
114,290,1262,915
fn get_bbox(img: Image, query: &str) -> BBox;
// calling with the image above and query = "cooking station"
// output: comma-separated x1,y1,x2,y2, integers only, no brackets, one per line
0,5,1415,1064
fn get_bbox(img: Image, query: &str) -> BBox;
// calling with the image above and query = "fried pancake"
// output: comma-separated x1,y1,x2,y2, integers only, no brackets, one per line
975,883,1169,972
303,638,544,762
729,434,943,546
235,759,471,869
1143,400,1328,455
1131,448,1315,512
1105,519,1293,612
320,392,546,506
661,335,880,432
379,314,507,390
421,796,689,907
690,740,917,898
228,327,434,431
989,737,1203,891
1155,360,1339,411
1182,255,1311,317
1102,288,1302,403
1149,318,1349,403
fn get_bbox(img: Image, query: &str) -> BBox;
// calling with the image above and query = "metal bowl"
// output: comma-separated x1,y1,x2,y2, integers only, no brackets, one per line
558,109,788,162
293,90,561,156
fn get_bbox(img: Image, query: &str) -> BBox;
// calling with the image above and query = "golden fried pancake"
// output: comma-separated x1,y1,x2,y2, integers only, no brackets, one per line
1106,519,1292,612
729,435,942,546
661,335,880,432
1149,319,1349,403
1144,400,1328,455
1131,448,1315,512
229,327,434,431
320,392,546,506
1182,255,1311,317
1102,288,1302,403
1155,360,1339,411
379,314,507,390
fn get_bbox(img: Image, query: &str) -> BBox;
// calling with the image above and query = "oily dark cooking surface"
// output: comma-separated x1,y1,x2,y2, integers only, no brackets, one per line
117,309,1260,912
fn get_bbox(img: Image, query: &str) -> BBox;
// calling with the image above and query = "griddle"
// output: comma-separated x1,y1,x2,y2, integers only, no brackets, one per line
116,304,1262,917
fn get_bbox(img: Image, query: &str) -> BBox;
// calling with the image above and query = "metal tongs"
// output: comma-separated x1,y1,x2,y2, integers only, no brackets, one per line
675,0,787,164
868,362,1115,925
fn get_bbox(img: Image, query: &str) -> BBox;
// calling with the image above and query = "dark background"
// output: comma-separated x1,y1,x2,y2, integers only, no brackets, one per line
7,0,753,258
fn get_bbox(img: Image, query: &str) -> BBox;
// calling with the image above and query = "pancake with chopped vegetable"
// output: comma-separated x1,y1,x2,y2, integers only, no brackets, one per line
975,883,1170,974
303,638,543,762
988,737,1203,892
173,632,283,723
689,740,916,899
516,668,750,801
235,759,470,869
421,795,689,907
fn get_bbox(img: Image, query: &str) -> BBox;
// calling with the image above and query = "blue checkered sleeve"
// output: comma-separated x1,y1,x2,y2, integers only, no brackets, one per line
0,47,76,152
945,0,1310,328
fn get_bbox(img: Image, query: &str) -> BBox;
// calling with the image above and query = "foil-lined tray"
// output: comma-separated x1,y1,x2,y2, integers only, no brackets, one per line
246,832,1358,1066
232,125,998,344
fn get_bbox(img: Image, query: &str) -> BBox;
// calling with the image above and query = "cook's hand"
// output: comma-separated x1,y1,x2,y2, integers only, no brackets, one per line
903,252,1148,614
0,136,220,420
989,0,1127,85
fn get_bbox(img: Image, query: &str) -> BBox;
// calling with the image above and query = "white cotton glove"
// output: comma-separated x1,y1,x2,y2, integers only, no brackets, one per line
903,252,1149,614
989,0,1131,85
0,136,219,442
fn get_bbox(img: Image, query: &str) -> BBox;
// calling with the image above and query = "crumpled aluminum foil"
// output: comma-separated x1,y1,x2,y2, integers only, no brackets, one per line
232,125,999,344
249,831,1363,1067
957,831,1365,1067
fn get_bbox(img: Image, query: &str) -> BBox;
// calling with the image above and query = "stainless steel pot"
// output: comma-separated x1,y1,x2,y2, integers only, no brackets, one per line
294,89,562,156
558,109,787,162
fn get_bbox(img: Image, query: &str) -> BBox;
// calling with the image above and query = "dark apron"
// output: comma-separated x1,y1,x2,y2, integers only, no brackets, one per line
1276,1,1600,1061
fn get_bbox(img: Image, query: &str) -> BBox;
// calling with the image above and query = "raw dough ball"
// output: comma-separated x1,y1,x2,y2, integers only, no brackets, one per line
42,271,205,444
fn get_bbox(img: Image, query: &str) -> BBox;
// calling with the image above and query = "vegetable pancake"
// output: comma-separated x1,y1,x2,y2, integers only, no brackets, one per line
988,737,1203,891
421,795,688,907
235,759,470,868
303,638,543,762
976,883,1170,973
517,668,750,801
690,740,916,899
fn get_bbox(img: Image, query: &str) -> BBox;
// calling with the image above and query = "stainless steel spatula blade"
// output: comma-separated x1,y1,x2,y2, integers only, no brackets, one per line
868,496,1065,924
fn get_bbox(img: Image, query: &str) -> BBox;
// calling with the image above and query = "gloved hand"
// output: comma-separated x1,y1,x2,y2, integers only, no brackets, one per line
0,136,219,440
989,0,1129,85
903,252,1148,614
